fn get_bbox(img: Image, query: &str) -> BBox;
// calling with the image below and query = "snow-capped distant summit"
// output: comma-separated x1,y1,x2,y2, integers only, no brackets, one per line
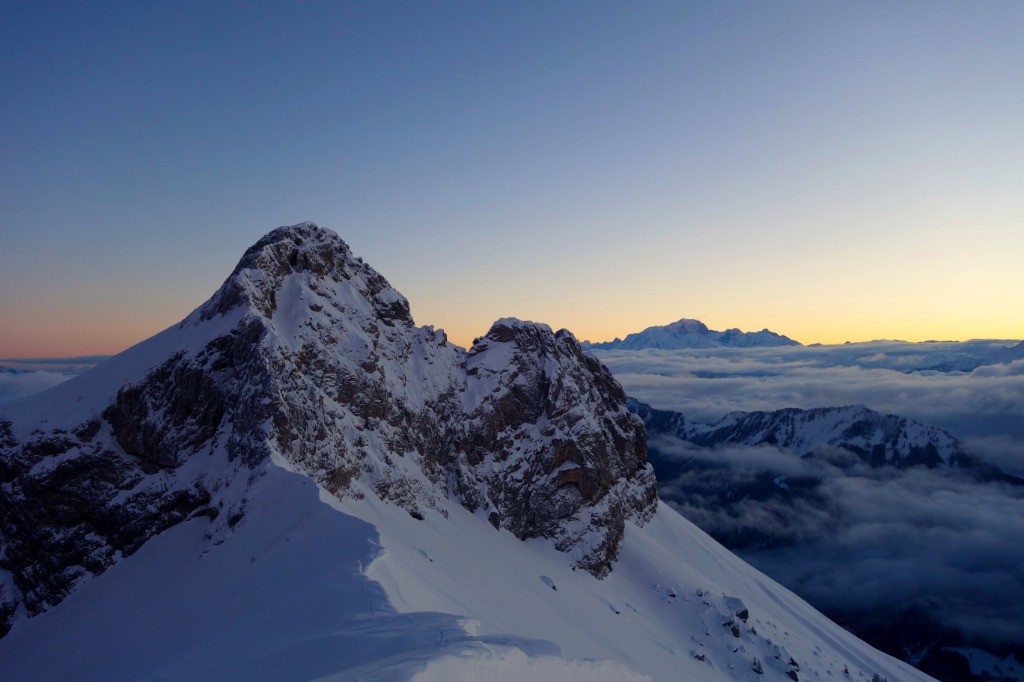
584,317,801,350
0,223,928,681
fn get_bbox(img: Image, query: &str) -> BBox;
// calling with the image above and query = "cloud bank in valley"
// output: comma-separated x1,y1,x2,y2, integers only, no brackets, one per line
0,358,106,404
650,435,1024,655
0,370,72,404
610,339,1024,659
595,341,1024,474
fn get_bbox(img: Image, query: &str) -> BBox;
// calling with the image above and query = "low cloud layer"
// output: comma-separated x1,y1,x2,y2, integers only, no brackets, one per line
0,359,103,405
651,436,1024,655
605,341,1024,657
595,341,1024,475
0,370,72,404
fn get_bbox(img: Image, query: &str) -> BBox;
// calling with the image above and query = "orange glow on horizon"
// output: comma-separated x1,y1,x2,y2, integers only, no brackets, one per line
2,309,1020,361
3,269,1021,358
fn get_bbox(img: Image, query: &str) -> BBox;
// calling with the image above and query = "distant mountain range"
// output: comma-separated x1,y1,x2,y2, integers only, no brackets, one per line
583,317,801,350
630,400,1010,473
582,320,1024,376
911,340,1024,373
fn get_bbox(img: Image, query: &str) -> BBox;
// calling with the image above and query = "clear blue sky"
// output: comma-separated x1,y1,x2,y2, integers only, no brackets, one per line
2,1,1022,355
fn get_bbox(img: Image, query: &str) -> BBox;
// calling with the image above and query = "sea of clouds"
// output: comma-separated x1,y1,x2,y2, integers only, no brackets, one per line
650,436,1024,654
0,370,70,403
595,340,1024,475
0,358,107,404
596,340,1024,657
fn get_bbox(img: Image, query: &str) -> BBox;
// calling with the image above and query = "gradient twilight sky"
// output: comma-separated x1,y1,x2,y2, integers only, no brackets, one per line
2,1,1022,357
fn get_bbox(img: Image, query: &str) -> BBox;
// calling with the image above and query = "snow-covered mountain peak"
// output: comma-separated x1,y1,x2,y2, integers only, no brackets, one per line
198,222,413,329
667,317,712,334
0,224,660,637
584,317,801,350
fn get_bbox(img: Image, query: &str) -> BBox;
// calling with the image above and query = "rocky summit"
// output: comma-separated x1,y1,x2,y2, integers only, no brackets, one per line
0,223,656,635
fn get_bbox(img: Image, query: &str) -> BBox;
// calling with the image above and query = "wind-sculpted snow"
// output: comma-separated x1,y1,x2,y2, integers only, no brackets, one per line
0,222,655,635
0,454,929,682
0,465,566,681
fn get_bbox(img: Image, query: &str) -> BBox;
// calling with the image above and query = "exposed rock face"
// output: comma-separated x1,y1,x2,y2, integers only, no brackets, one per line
459,320,655,574
0,416,214,637
0,223,656,636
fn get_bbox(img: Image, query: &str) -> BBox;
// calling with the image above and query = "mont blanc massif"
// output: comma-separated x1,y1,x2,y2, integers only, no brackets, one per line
0,223,968,681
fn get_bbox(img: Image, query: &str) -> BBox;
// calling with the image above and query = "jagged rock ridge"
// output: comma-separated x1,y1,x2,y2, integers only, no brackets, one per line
0,223,656,636
584,317,801,350
630,399,969,468
628,396,1024,555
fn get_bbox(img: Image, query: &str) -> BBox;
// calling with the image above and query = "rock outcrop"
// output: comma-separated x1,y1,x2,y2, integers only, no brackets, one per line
460,320,655,573
0,223,656,636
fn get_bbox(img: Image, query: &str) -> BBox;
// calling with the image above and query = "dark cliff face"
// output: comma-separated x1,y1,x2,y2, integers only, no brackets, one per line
0,223,656,636
459,320,656,575
0,416,214,637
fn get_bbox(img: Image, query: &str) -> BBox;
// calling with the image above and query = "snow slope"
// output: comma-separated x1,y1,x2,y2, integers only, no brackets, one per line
0,460,594,682
0,451,929,681
355,492,928,681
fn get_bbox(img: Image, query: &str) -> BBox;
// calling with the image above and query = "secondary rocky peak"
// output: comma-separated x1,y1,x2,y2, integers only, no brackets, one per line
462,318,656,574
473,316,554,348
